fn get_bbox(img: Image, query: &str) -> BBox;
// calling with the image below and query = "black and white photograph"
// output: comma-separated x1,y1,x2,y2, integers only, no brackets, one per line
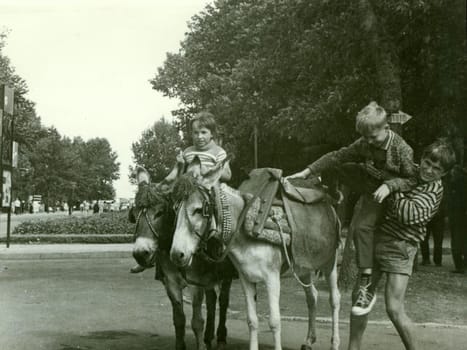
0,1,466,349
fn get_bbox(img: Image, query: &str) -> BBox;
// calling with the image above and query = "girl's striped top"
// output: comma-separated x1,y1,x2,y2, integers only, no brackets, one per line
183,144,227,175
379,179,443,243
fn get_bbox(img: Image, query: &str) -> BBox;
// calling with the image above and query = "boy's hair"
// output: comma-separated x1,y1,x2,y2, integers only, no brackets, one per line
422,140,456,172
190,111,217,136
355,101,388,134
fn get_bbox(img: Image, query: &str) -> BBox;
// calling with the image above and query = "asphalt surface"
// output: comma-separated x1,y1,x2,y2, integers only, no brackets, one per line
1,257,466,350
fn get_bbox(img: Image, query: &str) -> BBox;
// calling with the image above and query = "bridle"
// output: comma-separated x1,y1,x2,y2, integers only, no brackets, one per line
133,207,161,242
174,185,218,249
174,183,253,264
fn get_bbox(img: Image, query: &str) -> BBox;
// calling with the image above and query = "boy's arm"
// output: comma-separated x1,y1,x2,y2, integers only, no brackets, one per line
390,183,442,225
307,138,364,175
383,145,417,193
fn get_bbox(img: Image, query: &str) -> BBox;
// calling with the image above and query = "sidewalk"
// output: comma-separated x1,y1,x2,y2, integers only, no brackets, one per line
0,243,133,260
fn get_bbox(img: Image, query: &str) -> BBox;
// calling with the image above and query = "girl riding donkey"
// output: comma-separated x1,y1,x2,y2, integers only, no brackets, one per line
131,111,232,273
131,111,234,350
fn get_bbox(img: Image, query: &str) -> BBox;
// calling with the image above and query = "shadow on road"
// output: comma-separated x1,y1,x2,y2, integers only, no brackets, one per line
47,329,294,350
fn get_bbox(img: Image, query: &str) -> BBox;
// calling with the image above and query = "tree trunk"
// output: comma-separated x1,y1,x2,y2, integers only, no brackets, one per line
338,0,403,289
360,0,402,114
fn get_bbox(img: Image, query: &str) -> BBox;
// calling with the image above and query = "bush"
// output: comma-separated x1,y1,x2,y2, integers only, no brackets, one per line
13,211,134,235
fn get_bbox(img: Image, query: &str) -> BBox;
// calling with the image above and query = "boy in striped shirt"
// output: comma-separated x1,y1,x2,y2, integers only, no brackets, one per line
348,140,456,350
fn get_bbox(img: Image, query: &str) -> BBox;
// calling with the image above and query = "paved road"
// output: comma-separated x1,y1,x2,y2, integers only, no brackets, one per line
1,257,466,350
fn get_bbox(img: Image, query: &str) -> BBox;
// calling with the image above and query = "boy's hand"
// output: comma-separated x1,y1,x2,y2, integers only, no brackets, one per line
363,163,382,179
285,168,311,180
373,184,391,203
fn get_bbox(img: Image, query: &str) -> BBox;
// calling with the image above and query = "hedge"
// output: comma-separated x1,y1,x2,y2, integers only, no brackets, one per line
13,211,134,236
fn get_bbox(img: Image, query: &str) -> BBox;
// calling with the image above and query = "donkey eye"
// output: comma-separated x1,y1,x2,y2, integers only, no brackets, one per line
193,208,203,215
153,211,163,219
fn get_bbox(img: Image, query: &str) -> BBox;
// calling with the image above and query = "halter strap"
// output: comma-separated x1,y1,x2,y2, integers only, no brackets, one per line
133,207,160,242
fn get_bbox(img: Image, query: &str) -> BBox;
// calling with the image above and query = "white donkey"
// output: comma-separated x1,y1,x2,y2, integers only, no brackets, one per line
169,164,341,350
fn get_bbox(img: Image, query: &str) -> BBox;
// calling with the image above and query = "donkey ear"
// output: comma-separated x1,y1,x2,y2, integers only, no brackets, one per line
136,166,151,185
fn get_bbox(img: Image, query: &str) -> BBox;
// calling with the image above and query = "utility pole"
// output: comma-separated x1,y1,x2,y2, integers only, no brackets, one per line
253,124,258,168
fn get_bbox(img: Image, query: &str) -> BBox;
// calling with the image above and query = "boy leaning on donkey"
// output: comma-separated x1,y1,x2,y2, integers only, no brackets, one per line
288,101,417,315
289,101,457,350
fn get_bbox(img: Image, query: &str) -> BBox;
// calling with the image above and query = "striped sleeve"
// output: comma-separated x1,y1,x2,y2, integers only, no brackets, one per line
215,148,227,163
391,181,443,225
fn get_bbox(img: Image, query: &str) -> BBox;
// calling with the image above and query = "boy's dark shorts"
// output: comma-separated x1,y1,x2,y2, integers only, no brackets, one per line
374,234,418,276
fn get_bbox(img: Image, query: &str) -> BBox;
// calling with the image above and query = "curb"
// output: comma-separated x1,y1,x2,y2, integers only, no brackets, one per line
279,316,467,330
182,297,467,330
0,243,134,260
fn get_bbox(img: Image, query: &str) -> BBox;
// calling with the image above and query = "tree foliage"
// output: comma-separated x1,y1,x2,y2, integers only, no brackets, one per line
151,0,466,176
130,118,182,182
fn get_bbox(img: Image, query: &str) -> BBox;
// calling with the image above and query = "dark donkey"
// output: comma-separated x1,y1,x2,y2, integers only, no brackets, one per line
130,167,236,350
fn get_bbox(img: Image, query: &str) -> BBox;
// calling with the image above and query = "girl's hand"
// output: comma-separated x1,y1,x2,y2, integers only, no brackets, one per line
285,168,311,180
175,148,184,165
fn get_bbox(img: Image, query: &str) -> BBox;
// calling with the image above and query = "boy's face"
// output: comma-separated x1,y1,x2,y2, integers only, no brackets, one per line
419,157,447,183
192,121,213,149
361,125,389,147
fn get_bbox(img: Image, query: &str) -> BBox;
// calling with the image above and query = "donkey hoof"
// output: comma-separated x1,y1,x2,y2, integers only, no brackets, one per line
217,341,227,350
176,343,186,350
300,345,312,350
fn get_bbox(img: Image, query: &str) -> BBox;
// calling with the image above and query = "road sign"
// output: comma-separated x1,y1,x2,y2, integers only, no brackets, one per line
0,85,14,115
389,111,412,125
12,141,18,168
2,169,11,207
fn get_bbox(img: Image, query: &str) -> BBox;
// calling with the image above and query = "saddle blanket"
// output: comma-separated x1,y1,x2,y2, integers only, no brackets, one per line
240,168,339,269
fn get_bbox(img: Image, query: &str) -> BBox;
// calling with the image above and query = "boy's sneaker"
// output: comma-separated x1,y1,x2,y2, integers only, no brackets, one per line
351,283,376,316
130,264,146,273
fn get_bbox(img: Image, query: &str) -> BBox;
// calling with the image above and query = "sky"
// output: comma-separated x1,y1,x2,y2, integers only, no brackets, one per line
0,0,211,199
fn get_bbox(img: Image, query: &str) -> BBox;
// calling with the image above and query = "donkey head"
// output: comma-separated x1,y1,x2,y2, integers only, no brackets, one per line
131,166,173,268
169,159,226,267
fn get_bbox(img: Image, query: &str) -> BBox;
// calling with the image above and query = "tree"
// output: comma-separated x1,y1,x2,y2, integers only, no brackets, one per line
151,0,466,171
151,0,466,287
130,118,182,182
79,138,120,200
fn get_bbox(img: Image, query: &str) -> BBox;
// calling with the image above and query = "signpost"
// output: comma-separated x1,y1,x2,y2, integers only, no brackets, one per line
388,110,413,134
0,85,15,248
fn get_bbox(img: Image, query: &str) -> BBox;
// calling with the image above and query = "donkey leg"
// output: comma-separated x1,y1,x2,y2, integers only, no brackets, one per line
190,286,207,350
164,278,187,350
324,259,341,350
204,288,217,350
217,278,232,350
301,272,318,350
266,272,282,350
239,274,259,350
